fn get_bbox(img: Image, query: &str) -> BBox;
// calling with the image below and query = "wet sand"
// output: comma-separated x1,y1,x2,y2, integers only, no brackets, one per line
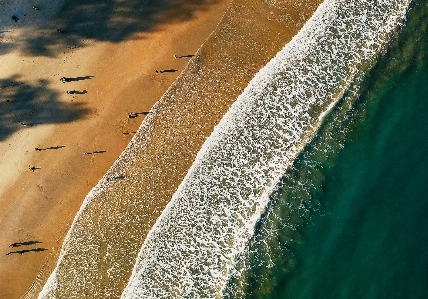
0,0,321,297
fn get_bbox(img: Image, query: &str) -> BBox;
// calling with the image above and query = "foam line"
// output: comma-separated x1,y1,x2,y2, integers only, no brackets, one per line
120,0,411,298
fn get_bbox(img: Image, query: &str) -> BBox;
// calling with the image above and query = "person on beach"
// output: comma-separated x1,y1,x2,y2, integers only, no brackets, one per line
128,112,137,118
35,147,42,151
8,243,18,248
29,166,37,172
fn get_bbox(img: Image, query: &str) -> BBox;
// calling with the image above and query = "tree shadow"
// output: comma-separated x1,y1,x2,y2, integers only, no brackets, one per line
1,0,219,57
0,75,91,141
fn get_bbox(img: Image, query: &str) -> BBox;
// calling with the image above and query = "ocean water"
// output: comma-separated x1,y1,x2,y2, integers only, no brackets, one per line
228,0,428,298
38,0,420,298
119,1,412,298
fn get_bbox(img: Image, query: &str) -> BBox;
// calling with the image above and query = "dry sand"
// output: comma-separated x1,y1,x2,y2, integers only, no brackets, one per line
0,0,321,297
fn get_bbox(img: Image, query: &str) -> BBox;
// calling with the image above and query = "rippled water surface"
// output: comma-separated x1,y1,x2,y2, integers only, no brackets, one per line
120,1,411,298
229,1,428,298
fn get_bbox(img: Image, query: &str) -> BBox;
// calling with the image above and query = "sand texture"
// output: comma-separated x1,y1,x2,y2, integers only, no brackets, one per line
0,0,321,297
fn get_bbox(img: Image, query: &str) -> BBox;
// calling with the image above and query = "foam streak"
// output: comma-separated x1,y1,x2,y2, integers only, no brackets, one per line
121,0,411,298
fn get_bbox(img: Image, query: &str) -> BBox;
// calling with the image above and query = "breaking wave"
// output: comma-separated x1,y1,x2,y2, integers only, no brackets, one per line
120,0,411,298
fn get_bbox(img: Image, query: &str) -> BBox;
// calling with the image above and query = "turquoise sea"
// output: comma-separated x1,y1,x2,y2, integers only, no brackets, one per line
37,1,422,297
234,1,428,298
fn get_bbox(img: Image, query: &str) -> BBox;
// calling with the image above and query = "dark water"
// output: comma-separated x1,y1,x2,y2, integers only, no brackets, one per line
228,1,428,298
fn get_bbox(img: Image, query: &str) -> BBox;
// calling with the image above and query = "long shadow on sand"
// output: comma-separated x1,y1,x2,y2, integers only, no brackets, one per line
6,248,48,255
1,0,219,56
15,240,43,246
0,75,91,141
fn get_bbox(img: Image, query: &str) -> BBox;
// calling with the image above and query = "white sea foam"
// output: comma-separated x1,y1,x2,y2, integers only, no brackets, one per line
120,0,411,298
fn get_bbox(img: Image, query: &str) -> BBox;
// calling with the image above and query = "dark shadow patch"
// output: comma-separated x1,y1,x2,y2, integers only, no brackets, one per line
1,0,220,57
0,75,91,141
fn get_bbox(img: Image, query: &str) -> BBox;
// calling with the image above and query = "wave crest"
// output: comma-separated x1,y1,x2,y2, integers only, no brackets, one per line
120,0,411,298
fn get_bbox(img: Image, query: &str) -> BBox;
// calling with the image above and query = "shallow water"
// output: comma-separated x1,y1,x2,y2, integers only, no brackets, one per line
120,1,411,298
229,1,428,298
37,0,416,297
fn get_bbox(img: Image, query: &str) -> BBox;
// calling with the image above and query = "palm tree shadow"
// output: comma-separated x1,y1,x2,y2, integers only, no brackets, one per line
0,75,91,141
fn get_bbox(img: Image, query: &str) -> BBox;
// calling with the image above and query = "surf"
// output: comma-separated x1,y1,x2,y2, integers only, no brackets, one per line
120,0,412,298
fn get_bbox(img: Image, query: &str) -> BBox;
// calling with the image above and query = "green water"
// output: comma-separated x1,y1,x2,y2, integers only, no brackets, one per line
229,1,428,298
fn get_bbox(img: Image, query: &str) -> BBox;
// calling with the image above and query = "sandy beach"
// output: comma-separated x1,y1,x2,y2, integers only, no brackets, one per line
0,0,321,297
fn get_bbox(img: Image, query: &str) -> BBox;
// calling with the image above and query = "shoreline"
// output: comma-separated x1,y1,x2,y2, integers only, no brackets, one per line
39,0,324,297
0,0,233,297
1,0,322,297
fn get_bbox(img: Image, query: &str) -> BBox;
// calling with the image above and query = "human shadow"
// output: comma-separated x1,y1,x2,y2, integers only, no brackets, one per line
135,111,152,115
155,69,178,73
106,175,125,182
84,150,106,155
46,145,65,150
174,54,195,58
28,166,41,172
8,241,42,248
16,240,42,246
61,76,94,83
67,90,88,94
128,111,152,118
6,248,48,255
1,0,220,57
93,150,106,154
0,75,91,141
35,145,65,151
